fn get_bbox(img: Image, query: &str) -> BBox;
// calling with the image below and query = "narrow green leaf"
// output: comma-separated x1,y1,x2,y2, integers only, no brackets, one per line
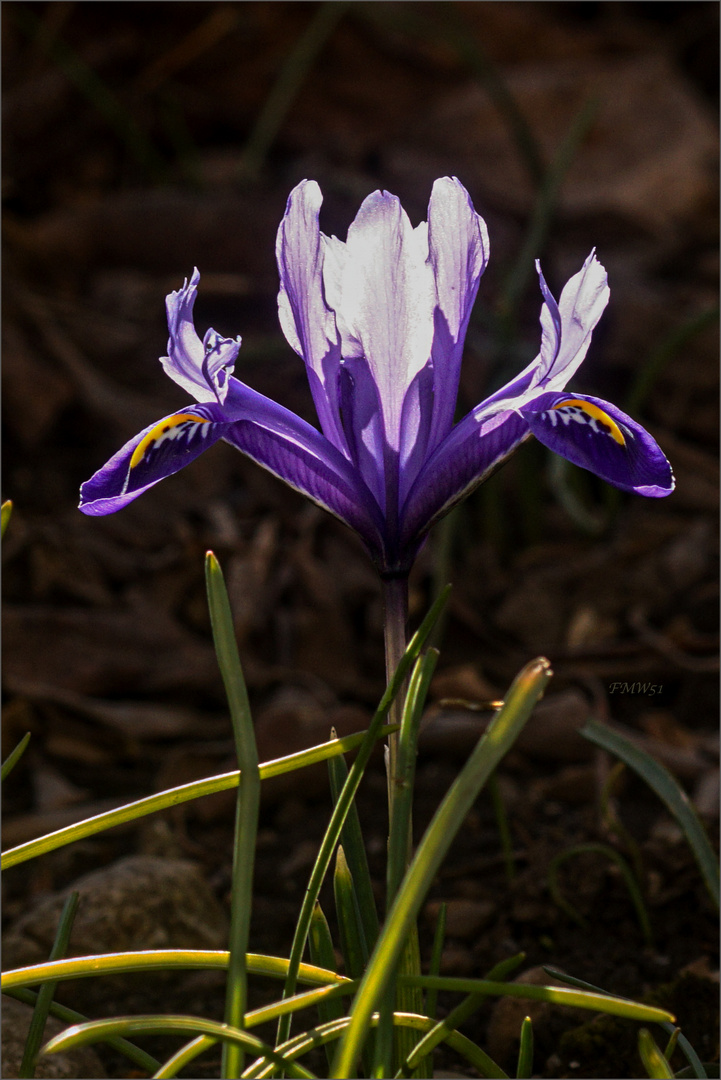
395,992,508,1079
516,1016,533,1079
543,966,705,1079
581,719,719,909
395,975,674,1024
309,902,344,1073
40,1015,316,1079
334,846,368,980
332,657,553,1078
19,892,79,1078
2,950,349,991
2,725,398,870
327,734,380,951
2,732,31,781
206,551,260,1080
638,1028,675,1078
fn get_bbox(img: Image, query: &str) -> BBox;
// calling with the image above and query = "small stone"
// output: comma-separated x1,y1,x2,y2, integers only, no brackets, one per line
2,855,228,1012
1,996,107,1078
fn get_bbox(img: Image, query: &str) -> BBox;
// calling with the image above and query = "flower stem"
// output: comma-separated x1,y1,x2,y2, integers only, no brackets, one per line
382,574,409,819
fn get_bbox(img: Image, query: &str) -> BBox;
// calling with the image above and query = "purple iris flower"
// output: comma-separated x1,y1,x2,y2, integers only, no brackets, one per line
79,177,674,574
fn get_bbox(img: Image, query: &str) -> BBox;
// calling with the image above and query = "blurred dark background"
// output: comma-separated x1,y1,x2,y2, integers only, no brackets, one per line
2,4,719,1077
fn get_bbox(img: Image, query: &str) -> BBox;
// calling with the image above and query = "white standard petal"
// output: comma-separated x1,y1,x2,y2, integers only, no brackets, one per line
330,190,435,451
160,269,239,404
541,251,610,392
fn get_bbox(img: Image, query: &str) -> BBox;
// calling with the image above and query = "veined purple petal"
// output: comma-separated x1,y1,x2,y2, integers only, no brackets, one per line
478,252,610,418
338,357,386,510
79,404,228,514
323,189,435,452
399,408,530,560
161,269,241,404
536,251,609,391
522,392,675,496
276,181,347,454
425,177,489,451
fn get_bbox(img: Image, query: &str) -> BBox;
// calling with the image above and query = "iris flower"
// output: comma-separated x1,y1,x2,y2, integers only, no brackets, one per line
79,177,673,575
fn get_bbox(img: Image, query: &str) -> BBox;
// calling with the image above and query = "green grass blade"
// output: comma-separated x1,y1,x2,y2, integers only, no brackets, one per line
638,1028,675,1078
2,732,31,781
543,966,706,1079
206,552,261,1080
275,588,451,1050
396,975,674,1024
3,987,160,1073
395,992,508,1079
581,719,719,909
331,657,553,1078
250,1012,511,1080
327,734,380,951
2,726,398,870
2,950,350,991
19,892,79,1078
516,1016,533,1079
334,846,368,980
40,1015,316,1079
309,902,344,1073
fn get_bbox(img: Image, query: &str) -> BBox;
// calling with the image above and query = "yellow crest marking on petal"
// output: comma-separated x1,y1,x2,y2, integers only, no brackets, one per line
552,399,626,446
130,413,210,469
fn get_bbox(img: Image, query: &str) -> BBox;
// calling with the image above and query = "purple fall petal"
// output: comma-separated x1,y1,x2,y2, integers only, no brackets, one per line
400,408,530,556
79,404,228,514
522,392,675,496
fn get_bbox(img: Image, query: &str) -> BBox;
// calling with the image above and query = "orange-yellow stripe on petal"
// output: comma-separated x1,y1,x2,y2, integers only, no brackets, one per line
552,399,626,446
130,414,210,469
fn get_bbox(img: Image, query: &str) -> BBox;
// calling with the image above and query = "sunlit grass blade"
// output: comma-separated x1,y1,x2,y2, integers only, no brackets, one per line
396,975,673,1024
2,731,31,781
206,551,261,1080
548,842,653,945
2,950,349,991
2,726,399,871
3,986,160,1073
395,992,508,1080
19,891,79,1079
331,657,553,1078
274,588,451,1051
40,1015,316,1079
543,966,705,1079
327,733,380,951
1,498,12,537
581,719,720,909
515,1016,533,1079
638,1028,675,1078
248,1012,512,1080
